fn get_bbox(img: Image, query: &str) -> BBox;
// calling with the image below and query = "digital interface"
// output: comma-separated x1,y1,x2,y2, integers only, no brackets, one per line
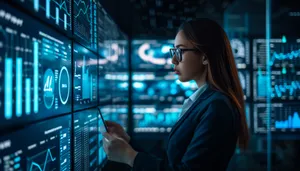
238,70,251,100
13,0,72,33
98,15,114,61
98,14,128,70
131,40,174,71
73,43,98,110
133,105,181,133
254,103,300,133
254,70,300,101
74,0,97,52
100,40,129,70
230,39,250,69
133,104,251,133
98,67,112,105
97,1,105,58
108,72,129,104
114,39,129,70
0,4,72,129
98,107,107,166
253,39,300,69
132,72,198,105
101,105,128,130
98,133,106,166
74,109,98,171
1,1,132,170
0,115,71,171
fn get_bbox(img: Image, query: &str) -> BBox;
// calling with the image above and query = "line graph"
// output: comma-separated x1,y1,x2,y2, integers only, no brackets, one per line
28,148,56,171
253,39,300,68
74,0,90,22
74,0,97,50
273,81,300,98
254,70,300,101
270,49,300,66
0,112,71,171
74,0,92,42
74,5,90,20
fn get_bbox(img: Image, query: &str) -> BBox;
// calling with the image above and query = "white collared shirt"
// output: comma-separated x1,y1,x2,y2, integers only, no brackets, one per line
178,83,208,120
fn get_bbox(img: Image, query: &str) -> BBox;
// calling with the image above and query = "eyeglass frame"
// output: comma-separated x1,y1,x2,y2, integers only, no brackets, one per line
169,48,199,62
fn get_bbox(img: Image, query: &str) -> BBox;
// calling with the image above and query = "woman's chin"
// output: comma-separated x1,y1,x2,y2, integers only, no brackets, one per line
178,75,190,82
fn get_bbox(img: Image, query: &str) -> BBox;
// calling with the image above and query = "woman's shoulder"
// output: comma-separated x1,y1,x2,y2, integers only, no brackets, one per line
199,91,237,120
193,86,237,113
206,90,239,119
203,88,232,105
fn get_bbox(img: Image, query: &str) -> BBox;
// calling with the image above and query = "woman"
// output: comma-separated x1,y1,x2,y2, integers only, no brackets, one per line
102,18,249,171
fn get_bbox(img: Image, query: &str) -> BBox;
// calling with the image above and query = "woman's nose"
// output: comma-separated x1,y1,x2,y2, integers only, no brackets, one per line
171,55,178,65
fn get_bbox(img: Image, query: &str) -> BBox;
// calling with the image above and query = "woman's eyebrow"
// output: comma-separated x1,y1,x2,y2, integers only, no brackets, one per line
175,44,186,48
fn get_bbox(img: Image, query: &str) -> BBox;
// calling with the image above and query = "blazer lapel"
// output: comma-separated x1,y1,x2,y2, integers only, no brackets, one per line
168,86,216,140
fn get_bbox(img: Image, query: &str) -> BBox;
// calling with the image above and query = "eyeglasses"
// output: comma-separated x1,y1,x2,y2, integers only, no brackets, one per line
169,48,198,62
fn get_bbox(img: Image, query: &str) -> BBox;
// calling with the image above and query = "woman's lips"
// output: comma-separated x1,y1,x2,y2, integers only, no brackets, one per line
174,70,180,74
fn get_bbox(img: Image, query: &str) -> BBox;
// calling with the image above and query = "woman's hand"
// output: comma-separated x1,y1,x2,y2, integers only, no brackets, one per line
105,121,130,143
103,132,138,167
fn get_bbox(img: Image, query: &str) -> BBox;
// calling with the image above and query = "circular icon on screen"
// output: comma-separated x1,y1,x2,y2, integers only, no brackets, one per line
43,69,55,109
230,39,245,58
59,66,70,105
138,43,172,65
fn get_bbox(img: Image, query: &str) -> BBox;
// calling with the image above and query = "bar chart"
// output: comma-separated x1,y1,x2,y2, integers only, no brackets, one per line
275,112,300,129
254,103,300,133
0,4,72,128
3,39,39,120
73,43,98,110
13,0,72,33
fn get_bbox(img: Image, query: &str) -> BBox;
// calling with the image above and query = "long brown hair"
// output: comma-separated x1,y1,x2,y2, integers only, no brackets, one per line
178,18,249,150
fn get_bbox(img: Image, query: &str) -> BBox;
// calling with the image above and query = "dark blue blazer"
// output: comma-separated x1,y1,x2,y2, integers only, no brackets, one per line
130,85,240,171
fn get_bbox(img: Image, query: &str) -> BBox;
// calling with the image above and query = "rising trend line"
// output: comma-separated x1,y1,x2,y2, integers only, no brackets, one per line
29,149,56,171
74,5,90,20
270,49,300,66
74,0,91,22
273,81,300,97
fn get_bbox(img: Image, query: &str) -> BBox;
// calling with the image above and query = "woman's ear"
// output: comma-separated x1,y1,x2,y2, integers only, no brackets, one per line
202,56,208,65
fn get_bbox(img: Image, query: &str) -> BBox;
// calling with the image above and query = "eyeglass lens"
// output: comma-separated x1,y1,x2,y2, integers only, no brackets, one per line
170,48,181,62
